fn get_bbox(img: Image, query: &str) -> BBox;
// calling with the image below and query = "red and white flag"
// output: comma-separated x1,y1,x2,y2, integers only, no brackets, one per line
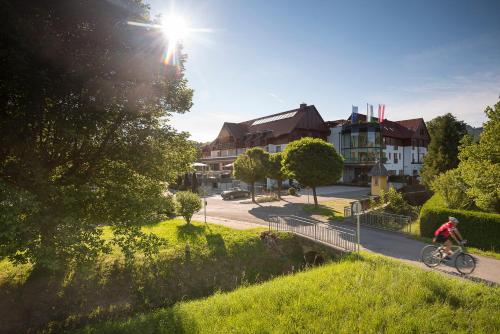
378,104,385,123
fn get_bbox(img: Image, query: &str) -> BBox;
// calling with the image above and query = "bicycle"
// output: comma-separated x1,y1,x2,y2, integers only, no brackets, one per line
420,241,476,275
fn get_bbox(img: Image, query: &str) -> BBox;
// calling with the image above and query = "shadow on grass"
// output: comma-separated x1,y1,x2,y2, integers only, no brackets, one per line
0,226,341,333
176,223,206,243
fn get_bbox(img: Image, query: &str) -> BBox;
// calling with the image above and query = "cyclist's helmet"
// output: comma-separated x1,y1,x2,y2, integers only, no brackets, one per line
449,217,459,224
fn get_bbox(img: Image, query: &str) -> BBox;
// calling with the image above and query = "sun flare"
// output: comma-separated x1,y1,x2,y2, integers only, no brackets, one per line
162,15,189,44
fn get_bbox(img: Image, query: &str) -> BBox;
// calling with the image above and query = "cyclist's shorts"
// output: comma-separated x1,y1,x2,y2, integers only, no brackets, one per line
435,234,449,243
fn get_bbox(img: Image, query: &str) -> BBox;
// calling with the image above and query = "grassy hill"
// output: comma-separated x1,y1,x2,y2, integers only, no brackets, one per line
0,220,335,333
79,254,500,334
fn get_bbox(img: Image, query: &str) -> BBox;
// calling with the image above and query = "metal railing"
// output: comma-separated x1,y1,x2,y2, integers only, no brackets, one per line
359,211,411,233
268,215,358,252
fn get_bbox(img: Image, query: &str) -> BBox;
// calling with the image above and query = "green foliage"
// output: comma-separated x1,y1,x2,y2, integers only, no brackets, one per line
175,191,202,224
420,194,500,250
457,100,500,212
431,169,472,210
0,1,197,270
233,147,270,202
81,254,500,334
282,137,343,206
288,187,297,196
0,220,334,333
371,188,417,217
420,113,467,188
266,152,286,198
163,195,177,217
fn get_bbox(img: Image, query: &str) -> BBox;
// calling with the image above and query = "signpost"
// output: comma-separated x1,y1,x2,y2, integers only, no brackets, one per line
352,201,362,252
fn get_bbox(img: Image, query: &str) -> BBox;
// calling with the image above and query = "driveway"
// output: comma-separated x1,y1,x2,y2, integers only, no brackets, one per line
196,185,369,225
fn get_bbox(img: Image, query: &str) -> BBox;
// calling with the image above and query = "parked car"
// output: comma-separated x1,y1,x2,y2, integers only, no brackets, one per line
221,187,251,200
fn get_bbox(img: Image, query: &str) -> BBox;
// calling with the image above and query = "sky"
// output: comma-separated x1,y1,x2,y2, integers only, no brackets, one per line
146,0,500,142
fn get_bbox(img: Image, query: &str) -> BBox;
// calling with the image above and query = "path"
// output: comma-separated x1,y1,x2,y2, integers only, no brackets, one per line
194,214,500,285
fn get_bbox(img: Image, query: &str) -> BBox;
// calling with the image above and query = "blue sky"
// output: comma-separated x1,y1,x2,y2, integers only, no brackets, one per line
146,0,500,142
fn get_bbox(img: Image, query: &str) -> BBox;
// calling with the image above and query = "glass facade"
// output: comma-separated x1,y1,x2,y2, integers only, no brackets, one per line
341,125,384,164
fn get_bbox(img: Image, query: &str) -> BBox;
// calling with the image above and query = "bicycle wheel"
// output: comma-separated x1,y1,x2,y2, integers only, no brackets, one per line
421,245,442,267
455,253,476,275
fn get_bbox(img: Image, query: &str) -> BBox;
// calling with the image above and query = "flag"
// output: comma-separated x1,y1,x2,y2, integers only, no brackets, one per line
378,104,385,123
351,105,359,123
367,104,374,122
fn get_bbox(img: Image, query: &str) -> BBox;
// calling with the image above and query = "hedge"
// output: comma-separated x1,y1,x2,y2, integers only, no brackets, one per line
420,194,500,250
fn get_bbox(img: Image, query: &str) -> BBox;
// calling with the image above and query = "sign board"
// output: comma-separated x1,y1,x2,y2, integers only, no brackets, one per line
352,201,362,214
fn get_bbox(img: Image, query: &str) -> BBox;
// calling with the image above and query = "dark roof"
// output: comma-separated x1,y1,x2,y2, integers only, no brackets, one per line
368,162,389,176
211,104,329,145
223,122,249,138
380,120,415,139
395,118,424,132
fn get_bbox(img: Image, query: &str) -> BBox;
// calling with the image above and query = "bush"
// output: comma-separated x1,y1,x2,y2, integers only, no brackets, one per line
431,169,472,209
373,188,418,218
163,195,177,217
420,194,500,250
288,187,297,196
175,191,202,224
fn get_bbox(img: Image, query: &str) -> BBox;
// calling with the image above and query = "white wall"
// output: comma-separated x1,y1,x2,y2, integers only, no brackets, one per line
383,145,404,175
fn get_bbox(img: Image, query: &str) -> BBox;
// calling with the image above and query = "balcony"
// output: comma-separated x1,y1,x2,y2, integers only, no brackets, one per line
343,157,387,165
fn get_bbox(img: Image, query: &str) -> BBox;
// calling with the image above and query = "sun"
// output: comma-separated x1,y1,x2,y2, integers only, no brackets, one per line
162,15,189,45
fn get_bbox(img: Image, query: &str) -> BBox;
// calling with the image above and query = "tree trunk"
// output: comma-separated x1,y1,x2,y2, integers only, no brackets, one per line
312,186,318,208
251,182,255,203
277,179,282,200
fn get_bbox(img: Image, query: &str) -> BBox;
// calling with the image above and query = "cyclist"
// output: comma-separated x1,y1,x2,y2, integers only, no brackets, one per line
433,217,465,260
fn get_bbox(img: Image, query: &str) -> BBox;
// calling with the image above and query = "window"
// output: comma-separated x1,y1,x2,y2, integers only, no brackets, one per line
399,153,401,159
389,152,391,159
275,145,282,153
374,177,379,186
412,153,415,163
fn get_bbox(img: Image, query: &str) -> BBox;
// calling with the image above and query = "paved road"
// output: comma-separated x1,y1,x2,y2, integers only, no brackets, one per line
198,186,369,225
194,186,500,285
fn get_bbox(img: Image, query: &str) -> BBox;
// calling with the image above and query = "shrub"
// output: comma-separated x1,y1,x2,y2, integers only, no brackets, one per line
163,195,177,217
175,191,202,224
431,169,472,209
288,187,297,196
420,194,500,250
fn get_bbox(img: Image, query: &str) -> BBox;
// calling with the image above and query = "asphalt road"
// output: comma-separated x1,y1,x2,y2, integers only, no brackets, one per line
194,185,500,285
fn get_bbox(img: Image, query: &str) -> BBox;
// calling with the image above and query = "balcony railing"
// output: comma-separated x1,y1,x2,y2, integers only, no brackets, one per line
343,157,387,164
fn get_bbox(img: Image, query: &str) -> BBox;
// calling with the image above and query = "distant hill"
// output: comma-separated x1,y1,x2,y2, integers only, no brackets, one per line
466,125,483,141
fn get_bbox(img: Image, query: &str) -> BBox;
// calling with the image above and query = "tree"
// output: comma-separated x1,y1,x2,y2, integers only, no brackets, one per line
191,172,199,193
431,169,472,210
458,100,500,212
233,147,270,202
420,113,467,188
266,152,287,199
282,137,343,207
175,191,202,224
0,1,196,273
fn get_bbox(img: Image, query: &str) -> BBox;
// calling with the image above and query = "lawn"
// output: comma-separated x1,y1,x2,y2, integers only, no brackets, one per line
0,219,336,333
302,199,351,221
79,253,500,334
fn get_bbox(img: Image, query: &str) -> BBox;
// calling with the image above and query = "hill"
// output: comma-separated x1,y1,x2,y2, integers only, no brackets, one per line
79,254,500,333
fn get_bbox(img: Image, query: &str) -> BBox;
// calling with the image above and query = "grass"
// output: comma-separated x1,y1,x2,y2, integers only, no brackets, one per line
0,219,336,333
302,199,351,221
79,253,500,334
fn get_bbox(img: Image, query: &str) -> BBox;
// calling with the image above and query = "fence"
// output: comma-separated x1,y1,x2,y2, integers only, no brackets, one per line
268,215,358,252
344,207,412,233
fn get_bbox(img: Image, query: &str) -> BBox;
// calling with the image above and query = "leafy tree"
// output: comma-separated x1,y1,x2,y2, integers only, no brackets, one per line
458,100,500,212
175,191,201,224
431,169,472,210
266,152,287,199
191,172,199,193
233,147,270,202
282,137,343,207
420,113,467,188
0,1,196,273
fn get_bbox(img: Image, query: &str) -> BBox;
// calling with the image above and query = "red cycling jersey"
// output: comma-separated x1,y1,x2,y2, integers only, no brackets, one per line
434,222,456,238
